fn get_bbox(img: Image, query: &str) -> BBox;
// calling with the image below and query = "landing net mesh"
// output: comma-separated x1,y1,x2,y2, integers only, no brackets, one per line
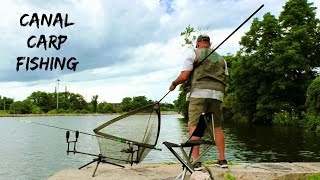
93,103,161,164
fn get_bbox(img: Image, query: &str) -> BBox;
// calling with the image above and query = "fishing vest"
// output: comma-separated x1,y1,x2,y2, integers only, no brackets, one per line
190,47,227,92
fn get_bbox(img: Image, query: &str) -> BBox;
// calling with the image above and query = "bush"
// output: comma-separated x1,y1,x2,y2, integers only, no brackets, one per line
0,110,8,114
306,77,320,115
80,109,89,114
64,109,74,114
272,110,301,126
73,109,81,114
47,109,58,114
31,106,43,114
302,112,320,131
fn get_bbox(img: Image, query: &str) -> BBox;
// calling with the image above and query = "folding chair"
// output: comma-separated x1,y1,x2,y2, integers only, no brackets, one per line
163,112,216,180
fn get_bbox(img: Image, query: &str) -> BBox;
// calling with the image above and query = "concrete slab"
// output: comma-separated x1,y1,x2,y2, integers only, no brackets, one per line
49,162,320,180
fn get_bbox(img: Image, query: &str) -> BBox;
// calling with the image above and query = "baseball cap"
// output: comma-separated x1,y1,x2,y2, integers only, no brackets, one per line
196,34,210,42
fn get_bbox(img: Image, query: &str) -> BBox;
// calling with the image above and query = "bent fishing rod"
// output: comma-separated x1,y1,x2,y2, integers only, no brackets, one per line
158,4,264,102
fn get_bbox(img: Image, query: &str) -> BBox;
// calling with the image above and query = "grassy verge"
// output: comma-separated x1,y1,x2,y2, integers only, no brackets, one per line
308,173,320,180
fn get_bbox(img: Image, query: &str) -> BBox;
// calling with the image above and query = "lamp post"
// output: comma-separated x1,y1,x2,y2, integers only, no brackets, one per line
57,79,60,110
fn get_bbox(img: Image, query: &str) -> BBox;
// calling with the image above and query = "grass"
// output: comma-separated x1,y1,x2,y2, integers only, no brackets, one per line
218,172,236,180
161,162,178,165
0,110,9,114
307,173,320,180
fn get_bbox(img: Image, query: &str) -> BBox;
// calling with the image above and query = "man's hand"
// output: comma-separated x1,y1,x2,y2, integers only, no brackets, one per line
169,83,176,91
169,71,190,91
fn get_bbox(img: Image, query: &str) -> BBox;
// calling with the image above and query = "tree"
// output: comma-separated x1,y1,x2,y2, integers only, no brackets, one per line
229,0,319,124
120,96,153,112
0,96,14,110
121,97,133,112
9,99,33,114
97,102,117,113
68,93,87,111
90,95,99,113
274,0,319,113
27,91,54,113
173,84,189,119
306,76,320,115
131,96,152,109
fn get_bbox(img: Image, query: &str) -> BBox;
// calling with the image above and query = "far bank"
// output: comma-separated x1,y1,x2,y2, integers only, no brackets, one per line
0,111,179,117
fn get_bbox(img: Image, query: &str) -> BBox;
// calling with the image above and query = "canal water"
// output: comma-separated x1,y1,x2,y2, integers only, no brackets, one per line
0,114,319,179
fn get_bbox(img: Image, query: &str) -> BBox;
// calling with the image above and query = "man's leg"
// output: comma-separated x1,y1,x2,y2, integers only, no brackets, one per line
188,98,206,160
208,99,227,162
214,127,225,160
188,125,200,159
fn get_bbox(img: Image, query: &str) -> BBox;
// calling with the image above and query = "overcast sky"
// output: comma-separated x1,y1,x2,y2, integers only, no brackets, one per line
0,0,319,103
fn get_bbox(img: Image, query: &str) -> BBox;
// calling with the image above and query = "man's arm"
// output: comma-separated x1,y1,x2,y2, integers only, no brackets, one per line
169,71,191,91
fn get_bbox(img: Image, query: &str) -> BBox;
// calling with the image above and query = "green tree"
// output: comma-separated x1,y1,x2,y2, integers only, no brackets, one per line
180,24,196,48
121,97,133,112
131,96,152,109
306,76,320,115
32,105,43,114
300,76,320,131
27,91,54,113
9,99,33,114
229,0,319,124
226,17,267,123
97,102,117,113
120,96,153,112
173,84,189,119
90,95,99,113
0,96,14,111
273,0,320,114
68,93,87,111
160,103,175,111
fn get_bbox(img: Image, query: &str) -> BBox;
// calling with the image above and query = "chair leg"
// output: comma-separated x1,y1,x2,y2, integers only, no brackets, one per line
180,146,193,170
175,168,187,180
163,142,193,173
192,145,213,165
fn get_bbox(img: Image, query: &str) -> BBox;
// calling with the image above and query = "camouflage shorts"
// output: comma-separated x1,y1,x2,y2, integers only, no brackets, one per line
188,98,222,127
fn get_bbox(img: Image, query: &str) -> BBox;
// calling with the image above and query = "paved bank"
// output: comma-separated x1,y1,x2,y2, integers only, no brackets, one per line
49,162,320,180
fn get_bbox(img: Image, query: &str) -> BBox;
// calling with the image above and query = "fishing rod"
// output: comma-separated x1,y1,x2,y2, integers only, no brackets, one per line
159,4,264,101
158,91,170,103
194,4,264,69
20,120,99,137
20,120,162,151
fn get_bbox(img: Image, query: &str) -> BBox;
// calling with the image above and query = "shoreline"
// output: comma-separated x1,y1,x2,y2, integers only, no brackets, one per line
0,111,180,117
49,162,320,180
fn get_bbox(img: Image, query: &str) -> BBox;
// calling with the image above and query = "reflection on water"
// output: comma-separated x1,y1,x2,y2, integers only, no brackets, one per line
224,123,320,163
0,115,319,179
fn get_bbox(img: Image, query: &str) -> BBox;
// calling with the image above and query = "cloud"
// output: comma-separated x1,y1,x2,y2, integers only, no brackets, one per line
0,0,319,103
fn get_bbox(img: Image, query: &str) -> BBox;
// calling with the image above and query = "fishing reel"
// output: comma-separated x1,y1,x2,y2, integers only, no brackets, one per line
66,130,79,155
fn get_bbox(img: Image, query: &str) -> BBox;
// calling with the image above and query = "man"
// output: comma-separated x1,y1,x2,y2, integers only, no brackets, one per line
169,34,228,170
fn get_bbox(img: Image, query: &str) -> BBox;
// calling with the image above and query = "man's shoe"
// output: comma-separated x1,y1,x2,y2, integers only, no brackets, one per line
193,162,203,171
215,159,228,168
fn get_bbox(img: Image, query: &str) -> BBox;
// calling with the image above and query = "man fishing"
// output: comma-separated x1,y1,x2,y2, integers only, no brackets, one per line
169,34,228,170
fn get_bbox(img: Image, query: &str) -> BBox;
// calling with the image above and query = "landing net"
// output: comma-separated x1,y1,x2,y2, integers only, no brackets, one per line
93,102,161,164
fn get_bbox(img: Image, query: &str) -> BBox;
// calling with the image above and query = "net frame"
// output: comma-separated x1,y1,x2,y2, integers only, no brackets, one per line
93,102,161,162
